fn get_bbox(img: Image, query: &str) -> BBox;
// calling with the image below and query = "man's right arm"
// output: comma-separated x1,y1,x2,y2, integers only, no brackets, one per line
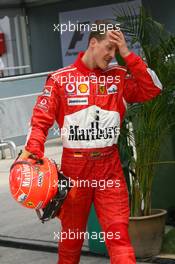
20,76,60,160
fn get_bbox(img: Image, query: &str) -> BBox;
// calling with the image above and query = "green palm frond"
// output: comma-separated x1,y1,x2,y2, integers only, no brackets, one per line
115,6,175,216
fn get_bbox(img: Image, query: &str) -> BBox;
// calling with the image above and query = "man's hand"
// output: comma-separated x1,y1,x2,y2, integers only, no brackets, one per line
18,149,33,159
108,30,131,58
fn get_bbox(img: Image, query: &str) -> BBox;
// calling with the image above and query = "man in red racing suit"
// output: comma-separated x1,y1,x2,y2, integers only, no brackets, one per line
21,27,162,263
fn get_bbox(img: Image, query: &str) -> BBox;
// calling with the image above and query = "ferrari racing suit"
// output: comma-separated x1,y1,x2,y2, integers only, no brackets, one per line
25,51,162,264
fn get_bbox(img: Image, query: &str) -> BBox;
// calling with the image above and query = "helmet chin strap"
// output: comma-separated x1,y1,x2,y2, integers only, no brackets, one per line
36,171,73,223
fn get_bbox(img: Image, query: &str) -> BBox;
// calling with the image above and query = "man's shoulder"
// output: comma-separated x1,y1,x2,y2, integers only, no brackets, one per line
50,64,77,81
103,63,127,74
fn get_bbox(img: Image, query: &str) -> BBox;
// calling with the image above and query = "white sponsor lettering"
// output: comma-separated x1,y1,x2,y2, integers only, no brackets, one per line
21,165,31,187
40,98,47,105
38,172,44,187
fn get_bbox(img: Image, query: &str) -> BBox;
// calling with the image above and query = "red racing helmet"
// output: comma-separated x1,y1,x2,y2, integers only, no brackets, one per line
9,157,58,210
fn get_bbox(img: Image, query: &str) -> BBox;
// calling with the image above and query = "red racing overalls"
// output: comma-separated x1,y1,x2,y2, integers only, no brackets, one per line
25,52,162,263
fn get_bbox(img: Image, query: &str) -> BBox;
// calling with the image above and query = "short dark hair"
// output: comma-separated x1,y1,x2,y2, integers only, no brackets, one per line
88,20,120,45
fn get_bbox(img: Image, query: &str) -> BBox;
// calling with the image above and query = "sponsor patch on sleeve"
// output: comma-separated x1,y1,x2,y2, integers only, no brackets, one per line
36,97,49,112
107,84,118,94
67,97,88,106
42,86,52,97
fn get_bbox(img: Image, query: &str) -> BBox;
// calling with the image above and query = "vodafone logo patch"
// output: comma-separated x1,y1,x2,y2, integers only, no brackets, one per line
65,83,76,94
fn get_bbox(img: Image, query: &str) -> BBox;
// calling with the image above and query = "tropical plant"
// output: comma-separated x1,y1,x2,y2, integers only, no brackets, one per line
114,6,175,216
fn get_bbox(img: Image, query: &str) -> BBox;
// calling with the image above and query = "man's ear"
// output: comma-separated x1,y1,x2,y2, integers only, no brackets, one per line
89,37,97,48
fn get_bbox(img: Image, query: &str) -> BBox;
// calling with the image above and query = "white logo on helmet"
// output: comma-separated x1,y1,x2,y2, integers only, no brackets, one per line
17,193,27,203
38,172,44,187
21,164,31,187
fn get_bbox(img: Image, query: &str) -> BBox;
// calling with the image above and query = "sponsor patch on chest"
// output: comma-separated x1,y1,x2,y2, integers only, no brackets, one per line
107,84,118,94
65,83,76,95
97,84,107,95
67,97,88,106
76,81,90,95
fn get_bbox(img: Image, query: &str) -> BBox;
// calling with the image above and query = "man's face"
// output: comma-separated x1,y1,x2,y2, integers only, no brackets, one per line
90,31,118,69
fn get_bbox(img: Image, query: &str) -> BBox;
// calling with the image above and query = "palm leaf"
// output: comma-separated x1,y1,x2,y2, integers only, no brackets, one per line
114,6,175,216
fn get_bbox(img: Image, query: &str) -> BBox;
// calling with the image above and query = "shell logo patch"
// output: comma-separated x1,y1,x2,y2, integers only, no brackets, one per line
76,82,89,95
78,84,88,93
